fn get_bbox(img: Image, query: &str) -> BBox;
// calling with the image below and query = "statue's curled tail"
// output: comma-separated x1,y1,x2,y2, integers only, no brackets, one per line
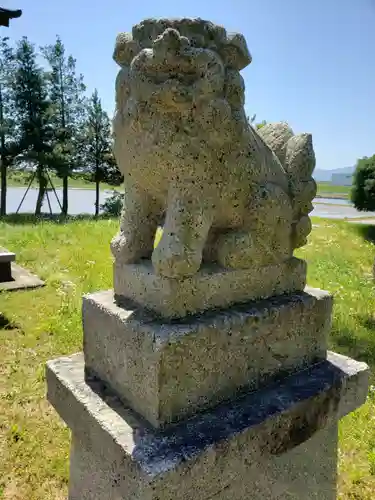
258,123,317,250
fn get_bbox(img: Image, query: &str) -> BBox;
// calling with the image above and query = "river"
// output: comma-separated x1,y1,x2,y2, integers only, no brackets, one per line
3,187,375,220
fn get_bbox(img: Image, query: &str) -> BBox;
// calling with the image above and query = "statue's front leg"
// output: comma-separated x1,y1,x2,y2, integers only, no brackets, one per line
111,181,161,264
152,188,213,278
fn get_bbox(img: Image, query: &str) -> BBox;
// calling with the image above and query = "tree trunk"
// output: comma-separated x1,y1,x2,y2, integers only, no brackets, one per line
62,174,68,215
0,158,6,216
95,178,100,217
35,166,47,216
0,81,6,217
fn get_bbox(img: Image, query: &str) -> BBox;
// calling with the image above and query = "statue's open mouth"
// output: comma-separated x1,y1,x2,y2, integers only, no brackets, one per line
148,72,199,87
139,51,202,87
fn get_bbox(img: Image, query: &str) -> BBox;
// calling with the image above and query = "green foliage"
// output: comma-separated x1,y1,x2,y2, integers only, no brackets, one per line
13,37,54,215
351,155,375,211
82,89,122,215
248,113,267,129
0,34,119,215
0,36,17,215
256,120,267,130
41,36,87,215
100,190,124,216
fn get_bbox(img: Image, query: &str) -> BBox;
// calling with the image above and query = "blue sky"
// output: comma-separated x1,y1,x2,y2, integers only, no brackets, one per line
3,0,375,171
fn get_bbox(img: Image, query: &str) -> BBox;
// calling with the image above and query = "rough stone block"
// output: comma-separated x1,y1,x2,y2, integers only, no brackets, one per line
0,249,15,282
46,351,369,500
83,287,332,428
113,257,307,318
0,262,45,291
0,250,15,263
0,246,44,290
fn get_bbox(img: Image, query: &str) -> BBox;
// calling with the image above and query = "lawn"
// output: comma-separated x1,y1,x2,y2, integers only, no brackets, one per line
0,217,374,499
316,182,351,199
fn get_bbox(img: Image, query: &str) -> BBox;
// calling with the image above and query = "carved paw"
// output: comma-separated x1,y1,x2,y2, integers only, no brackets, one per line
111,232,150,264
152,243,202,278
215,232,253,269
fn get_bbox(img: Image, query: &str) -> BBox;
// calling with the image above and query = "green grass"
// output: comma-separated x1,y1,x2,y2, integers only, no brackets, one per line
7,170,123,192
0,217,374,499
316,182,351,199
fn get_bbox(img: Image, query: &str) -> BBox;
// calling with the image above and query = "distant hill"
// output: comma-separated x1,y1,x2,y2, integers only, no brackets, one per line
313,166,354,182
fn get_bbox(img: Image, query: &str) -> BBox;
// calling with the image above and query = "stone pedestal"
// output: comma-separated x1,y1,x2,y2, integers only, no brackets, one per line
113,258,306,318
0,249,15,282
47,281,369,499
47,351,367,500
83,287,331,427
0,246,44,291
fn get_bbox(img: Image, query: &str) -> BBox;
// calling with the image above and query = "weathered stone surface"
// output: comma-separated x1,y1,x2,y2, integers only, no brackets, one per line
67,424,338,499
114,257,306,318
111,18,316,290
46,351,369,500
83,287,331,427
44,17,372,500
258,124,317,248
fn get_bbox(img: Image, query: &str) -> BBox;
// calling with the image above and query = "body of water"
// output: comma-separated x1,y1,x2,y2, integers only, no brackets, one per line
5,187,115,215
4,187,375,220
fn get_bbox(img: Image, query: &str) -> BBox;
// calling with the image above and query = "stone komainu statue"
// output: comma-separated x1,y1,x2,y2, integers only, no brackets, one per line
111,18,316,279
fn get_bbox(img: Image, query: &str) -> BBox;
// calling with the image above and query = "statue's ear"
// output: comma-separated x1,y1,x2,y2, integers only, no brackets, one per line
219,33,252,71
113,32,141,67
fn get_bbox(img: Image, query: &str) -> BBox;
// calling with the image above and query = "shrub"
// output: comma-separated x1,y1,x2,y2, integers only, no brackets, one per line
100,190,124,216
351,155,375,211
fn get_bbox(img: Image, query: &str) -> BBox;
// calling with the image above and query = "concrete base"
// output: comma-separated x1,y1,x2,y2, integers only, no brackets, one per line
68,424,338,500
0,262,44,292
0,249,15,282
47,351,369,500
114,257,307,318
0,261,12,282
83,287,332,428
0,246,44,291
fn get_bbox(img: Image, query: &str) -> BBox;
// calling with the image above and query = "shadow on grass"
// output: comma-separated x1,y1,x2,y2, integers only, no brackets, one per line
331,316,375,369
0,213,118,225
351,223,375,244
0,312,18,330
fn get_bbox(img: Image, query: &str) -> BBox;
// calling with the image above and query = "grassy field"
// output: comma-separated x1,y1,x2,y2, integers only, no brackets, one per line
316,182,351,199
7,170,121,192
0,217,374,499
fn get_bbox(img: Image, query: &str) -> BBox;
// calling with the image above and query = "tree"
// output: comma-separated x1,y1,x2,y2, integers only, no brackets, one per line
83,89,122,216
13,37,53,215
248,114,267,130
351,155,375,211
41,36,86,215
0,36,17,216
256,120,267,130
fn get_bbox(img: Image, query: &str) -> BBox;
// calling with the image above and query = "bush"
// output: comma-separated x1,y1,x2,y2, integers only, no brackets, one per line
351,155,375,211
100,190,124,216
